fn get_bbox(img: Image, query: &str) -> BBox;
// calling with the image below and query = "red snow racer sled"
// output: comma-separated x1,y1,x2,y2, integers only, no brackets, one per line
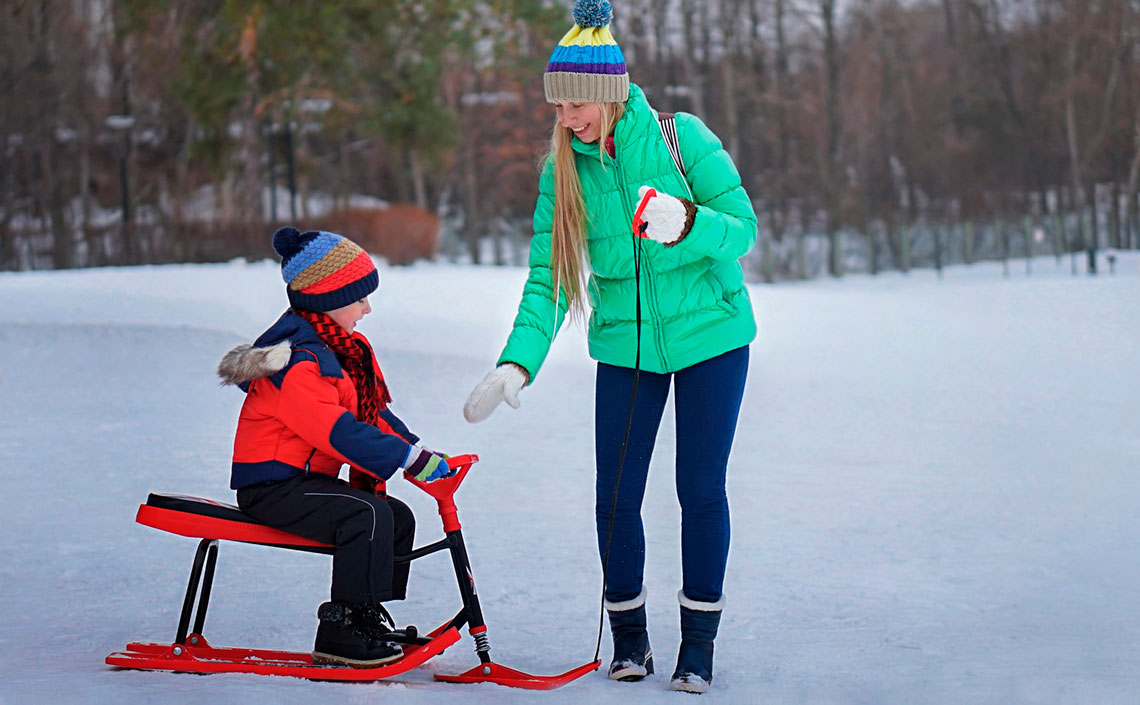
106,454,600,688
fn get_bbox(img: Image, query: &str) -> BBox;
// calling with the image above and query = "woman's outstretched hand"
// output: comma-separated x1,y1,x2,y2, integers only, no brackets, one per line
463,363,528,423
634,185,695,246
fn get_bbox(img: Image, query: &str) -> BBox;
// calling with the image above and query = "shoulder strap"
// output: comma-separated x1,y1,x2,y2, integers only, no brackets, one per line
655,112,693,200
656,112,686,179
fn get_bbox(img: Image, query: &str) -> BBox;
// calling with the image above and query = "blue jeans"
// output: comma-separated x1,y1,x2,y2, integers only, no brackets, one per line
594,346,749,604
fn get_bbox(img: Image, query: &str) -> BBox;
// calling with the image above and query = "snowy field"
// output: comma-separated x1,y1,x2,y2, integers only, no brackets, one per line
1,252,1137,705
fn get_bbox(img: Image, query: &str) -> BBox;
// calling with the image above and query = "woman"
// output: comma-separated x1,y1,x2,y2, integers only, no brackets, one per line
463,0,756,694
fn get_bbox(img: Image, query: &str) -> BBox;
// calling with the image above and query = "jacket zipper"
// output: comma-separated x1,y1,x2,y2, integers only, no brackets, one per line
611,142,669,370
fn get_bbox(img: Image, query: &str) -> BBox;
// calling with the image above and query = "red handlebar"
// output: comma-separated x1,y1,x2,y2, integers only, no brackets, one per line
632,188,657,238
404,453,479,533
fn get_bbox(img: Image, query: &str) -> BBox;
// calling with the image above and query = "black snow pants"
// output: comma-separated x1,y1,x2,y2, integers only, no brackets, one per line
237,473,415,605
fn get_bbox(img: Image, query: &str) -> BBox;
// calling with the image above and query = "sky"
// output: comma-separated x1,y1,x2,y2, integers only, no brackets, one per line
0,252,1137,705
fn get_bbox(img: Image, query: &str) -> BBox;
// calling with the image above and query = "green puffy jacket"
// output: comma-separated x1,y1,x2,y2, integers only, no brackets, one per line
498,83,757,380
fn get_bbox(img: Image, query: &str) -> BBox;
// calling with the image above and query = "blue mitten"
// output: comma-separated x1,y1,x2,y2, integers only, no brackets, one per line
404,444,454,482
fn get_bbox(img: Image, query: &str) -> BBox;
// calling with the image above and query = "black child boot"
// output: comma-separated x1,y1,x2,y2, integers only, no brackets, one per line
606,588,653,681
670,591,724,694
312,601,403,668
360,602,419,643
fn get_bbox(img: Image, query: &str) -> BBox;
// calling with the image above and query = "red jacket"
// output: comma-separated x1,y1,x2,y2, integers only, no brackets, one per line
219,311,418,490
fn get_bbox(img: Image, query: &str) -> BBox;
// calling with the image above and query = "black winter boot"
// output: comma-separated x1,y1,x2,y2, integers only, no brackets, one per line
670,592,724,694
606,588,653,681
360,602,419,644
312,601,403,667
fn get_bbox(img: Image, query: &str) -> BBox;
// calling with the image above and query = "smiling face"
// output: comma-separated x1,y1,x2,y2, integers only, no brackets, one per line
327,297,371,334
553,101,604,144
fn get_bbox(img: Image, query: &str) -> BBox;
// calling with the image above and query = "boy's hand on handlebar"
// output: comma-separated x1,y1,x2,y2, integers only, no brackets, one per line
463,363,528,423
419,456,453,482
405,445,456,482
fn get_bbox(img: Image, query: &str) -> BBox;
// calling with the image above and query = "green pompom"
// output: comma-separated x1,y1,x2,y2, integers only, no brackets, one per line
573,0,613,28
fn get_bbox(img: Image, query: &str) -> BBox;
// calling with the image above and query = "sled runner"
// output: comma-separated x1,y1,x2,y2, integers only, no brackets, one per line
106,454,600,689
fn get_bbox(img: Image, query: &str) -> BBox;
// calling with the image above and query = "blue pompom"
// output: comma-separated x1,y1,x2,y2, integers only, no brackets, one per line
573,0,613,28
272,226,308,258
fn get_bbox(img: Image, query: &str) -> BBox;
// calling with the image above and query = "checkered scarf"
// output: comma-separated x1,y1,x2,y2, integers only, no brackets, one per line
297,309,391,426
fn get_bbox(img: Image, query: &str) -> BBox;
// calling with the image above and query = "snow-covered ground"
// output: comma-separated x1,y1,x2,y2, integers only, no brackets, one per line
1,253,1137,705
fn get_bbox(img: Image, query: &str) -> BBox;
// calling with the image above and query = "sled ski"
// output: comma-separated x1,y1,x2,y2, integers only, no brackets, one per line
106,454,600,688
106,629,459,680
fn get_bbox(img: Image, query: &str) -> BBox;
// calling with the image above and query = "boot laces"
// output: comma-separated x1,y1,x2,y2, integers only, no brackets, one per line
367,603,396,631
360,603,399,645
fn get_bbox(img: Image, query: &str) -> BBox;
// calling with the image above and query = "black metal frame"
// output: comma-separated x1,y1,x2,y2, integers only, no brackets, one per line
172,528,492,660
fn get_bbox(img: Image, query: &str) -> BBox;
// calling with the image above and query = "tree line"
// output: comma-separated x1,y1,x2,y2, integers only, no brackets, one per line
2,0,1138,279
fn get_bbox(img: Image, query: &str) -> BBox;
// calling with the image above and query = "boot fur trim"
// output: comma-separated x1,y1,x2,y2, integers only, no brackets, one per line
604,586,648,612
678,589,725,612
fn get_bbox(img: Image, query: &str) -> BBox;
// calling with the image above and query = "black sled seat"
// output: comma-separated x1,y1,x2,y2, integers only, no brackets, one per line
137,493,333,553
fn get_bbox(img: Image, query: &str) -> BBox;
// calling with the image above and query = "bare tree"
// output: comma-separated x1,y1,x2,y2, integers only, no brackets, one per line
821,0,844,276
1125,98,1140,249
679,0,709,117
1059,0,1130,271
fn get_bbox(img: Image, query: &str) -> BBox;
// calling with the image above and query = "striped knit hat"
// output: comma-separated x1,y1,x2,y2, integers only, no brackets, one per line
544,0,629,103
272,226,379,312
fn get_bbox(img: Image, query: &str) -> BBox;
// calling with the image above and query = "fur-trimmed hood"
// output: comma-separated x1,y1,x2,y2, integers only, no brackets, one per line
217,310,346,388
217,340,292,386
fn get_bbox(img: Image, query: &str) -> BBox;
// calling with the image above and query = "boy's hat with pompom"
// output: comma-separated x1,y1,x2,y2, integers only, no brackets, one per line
544,0,629,103
272,226,378,312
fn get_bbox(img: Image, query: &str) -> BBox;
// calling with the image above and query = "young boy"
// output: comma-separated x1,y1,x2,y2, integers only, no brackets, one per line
217,226,452,667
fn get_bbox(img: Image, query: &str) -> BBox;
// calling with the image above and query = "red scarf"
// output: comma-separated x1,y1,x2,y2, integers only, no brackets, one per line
297,310,391,425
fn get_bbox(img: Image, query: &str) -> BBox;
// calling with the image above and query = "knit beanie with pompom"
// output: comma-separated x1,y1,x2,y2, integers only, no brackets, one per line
272,226,379,312
544,0,629,103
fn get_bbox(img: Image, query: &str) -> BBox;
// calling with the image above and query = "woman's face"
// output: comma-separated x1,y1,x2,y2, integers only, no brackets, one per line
327,297,371,334
553,101,603,144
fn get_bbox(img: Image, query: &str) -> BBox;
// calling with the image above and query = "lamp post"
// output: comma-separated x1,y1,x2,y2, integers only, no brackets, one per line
283,119,297,221
105,114,135,264
265,118,277,221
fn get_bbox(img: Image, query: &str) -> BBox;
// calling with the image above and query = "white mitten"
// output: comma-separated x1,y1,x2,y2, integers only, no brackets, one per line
635,185,695,246
463,363,528,423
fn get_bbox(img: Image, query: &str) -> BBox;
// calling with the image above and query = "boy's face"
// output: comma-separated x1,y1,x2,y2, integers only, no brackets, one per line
328,297,371,334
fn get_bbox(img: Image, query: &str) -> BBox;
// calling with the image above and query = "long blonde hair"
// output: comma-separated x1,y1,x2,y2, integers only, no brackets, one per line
546,101,626,321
